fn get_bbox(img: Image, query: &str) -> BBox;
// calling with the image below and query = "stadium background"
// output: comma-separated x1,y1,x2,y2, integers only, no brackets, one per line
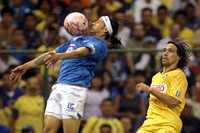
0,0,200,133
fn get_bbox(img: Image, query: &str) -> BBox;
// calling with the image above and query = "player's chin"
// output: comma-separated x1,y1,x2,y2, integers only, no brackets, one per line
162,59,168,64
161,61,169,66
88,28,96,34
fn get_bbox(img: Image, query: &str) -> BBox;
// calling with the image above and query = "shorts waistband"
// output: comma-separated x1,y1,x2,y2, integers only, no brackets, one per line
53,83,88,90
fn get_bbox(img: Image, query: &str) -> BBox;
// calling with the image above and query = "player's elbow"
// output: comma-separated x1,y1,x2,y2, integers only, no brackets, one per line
168,100,181,108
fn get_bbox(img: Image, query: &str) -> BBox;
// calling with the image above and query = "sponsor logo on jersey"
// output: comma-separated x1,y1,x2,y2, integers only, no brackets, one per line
151,84,167,93
66,44,76,52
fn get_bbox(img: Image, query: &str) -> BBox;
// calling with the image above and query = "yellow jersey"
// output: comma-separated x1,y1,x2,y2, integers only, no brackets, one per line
144,68,188,132
0,107,12,127
153,17,173,38
14,95,44,133
180,27,194,47
82,116,124,133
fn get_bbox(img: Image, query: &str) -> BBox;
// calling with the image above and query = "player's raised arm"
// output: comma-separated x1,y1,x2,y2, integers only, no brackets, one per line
44,47,90,67
9,51,54,82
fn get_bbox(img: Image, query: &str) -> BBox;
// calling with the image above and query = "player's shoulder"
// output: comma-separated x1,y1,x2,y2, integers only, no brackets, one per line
152,72,162,79
170,68,186,78
71,35,105,43
154,69,186,77
166,68,187,84
87,36,106,43
72,35,99,40
85,36,107,49
176,69,187,81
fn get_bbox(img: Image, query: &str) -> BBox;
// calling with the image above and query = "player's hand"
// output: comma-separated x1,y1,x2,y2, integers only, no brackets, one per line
44,51,62,68
136,83,150,93
9,65,27,83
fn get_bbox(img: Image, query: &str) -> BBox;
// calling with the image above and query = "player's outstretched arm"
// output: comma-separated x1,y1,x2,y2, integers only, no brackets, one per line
9,51,53,82
44,47,90,66
136,83,181,108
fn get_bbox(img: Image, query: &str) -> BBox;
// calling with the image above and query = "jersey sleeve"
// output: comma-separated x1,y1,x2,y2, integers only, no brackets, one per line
55,42,69,53
84,42,96,55
84,39,107,60
167,74,188,103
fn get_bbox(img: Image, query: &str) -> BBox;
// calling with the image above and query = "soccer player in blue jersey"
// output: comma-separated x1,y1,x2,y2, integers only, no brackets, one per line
10,16,121,133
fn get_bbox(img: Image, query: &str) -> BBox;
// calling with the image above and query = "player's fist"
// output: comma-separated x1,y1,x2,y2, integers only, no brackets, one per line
44,51,61,68
9,65,27,82
136,83,150,93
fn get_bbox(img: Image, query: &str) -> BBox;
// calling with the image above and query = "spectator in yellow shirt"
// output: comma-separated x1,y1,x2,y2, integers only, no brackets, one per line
161,0,173,11
33,0,51,22
100,124,112,133
0,97,12,128
82,98,125,133
36,13,58,33
14,77,44,133
153,5,173,38
174,10,194,47
105,0,122,13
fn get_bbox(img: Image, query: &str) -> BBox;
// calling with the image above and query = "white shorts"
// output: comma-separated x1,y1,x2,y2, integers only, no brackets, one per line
45,84,87,119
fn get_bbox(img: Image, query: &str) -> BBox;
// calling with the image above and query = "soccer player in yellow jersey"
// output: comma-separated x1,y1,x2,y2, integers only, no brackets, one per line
136,39,189,133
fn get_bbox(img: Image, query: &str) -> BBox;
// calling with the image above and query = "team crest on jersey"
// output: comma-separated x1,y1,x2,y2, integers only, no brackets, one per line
66,44,76,52
175,89,180,97
151,84,167,93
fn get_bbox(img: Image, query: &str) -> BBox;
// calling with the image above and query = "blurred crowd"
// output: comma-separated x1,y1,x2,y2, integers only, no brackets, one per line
0,0,200,133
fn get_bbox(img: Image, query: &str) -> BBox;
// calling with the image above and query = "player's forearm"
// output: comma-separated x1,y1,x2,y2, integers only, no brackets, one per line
59,47,90,59
150,88,181,108
23,52,50,69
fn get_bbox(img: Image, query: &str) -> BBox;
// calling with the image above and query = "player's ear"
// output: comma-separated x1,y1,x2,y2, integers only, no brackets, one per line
103,27,108,33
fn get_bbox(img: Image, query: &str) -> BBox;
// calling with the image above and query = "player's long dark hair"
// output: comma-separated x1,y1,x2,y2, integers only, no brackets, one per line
105,18,122,48
161,38,190,70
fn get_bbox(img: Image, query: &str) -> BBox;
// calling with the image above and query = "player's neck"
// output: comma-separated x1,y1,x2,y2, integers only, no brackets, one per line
163,65,177,73
88,30,107,39
97,34,106,39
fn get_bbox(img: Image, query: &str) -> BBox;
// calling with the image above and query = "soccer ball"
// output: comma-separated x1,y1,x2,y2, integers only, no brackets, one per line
64,12,88,36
